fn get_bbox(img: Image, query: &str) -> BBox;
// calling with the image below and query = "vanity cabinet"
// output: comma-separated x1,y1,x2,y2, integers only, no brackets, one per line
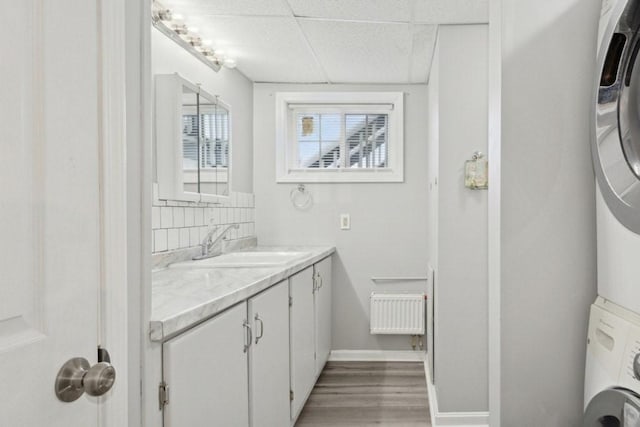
289,257,333,421
162,281,290,427
248,281,290,427
159,255,332,427
163,302,249,427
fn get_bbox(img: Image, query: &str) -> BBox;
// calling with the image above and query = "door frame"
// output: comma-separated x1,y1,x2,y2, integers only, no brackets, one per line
98,0,129,424
98,0,149,425
487,0,502,426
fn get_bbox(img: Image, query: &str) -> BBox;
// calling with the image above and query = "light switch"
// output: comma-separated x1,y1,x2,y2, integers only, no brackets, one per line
340,214,350,230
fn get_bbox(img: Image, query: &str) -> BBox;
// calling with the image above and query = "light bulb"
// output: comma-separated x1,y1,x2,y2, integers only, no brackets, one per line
173,24,188,35
223,58,237,69
155,8,172,21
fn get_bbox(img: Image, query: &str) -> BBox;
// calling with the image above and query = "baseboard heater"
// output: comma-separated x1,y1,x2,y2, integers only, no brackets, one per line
370,293,425,335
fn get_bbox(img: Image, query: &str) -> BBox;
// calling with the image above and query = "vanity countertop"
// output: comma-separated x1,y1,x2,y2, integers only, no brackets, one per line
150,246,335,342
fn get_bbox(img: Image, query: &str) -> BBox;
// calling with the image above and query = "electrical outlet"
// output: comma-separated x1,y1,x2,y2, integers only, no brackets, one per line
340,214,350,230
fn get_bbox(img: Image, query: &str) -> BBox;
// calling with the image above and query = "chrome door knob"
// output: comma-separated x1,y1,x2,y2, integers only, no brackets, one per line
84,362,116,396
55,357,116,402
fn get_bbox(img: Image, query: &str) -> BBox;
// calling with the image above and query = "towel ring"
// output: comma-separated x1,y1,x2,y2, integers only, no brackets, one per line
290,184,312,210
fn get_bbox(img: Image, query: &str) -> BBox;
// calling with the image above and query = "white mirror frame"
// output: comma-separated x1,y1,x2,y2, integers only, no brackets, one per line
155,73,231,203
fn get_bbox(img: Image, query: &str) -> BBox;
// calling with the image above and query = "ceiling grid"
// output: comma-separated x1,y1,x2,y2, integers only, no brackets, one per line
160,0,488,83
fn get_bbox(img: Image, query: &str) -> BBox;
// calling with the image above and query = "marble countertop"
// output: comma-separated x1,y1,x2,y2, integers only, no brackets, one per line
150,246,335,342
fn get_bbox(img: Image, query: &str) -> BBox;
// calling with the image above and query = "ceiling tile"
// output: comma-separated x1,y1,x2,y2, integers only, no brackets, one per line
409,25,437,83
414,0,489,24
287,0,411,23
299,20,412,83
161,0,292,17
186,16,326,82
234,49,327,83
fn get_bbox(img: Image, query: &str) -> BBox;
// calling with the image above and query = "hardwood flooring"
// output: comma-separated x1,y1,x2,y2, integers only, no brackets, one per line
295,361,431,426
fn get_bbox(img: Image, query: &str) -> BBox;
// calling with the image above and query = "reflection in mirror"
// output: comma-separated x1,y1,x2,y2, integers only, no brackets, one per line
181,86,199,194
155,73,232,202
199,95,230,196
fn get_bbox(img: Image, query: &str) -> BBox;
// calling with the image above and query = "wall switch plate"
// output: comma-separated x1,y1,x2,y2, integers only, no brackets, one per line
340,214,350,230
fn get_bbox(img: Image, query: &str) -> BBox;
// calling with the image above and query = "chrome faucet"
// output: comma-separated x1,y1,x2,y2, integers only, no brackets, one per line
193,223,240,260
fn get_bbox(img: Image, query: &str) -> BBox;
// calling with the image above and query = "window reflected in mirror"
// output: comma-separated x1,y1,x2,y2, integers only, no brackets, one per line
199,97,230,196
181,86,199,193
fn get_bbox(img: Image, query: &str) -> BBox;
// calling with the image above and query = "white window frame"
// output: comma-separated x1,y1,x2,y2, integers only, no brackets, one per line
275,92,404,183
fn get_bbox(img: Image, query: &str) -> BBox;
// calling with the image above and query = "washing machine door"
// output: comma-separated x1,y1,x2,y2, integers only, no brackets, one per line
594,0,640,233
584,388,640,426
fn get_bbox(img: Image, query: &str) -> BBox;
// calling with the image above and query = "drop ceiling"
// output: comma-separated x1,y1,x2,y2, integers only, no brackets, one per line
159,0,488,84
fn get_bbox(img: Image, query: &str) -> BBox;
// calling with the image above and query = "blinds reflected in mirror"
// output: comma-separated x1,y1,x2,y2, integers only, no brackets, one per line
200,107,229,169
182,114,199,170
181,108,230,170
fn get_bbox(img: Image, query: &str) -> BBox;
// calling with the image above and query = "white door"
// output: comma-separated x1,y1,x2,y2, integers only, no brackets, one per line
290,267,316,420
0,1,127,425
163,303,250,427
314,257,332,375
249,281,290,427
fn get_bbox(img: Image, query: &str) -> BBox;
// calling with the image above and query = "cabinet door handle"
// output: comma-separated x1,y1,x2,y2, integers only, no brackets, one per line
318,274,323,290
243,320,252,353
255,314,264,344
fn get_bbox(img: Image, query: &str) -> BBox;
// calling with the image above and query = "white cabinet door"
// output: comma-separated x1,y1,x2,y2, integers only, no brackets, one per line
314,257,332,375
163,303,249,427
249,281,290,427
289,266,316,420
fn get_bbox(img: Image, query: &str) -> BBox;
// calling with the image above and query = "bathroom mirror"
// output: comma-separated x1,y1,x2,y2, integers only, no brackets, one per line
155,73,232,202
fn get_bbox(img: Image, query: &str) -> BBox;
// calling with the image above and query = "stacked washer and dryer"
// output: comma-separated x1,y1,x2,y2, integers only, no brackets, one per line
585,0,640,424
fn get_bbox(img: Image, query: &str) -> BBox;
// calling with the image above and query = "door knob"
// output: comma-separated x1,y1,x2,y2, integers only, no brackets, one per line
55,357,116,402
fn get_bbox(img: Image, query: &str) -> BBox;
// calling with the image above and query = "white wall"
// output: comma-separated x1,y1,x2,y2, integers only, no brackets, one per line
501,0,599,425
427,24,489,413
253,83,429,351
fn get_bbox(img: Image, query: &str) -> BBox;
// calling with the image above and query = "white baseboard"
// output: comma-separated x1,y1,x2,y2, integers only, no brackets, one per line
328,349,426,362
424,360,489,427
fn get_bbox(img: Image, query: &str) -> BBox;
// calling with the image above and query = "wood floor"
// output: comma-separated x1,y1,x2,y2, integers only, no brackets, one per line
295,361,431,426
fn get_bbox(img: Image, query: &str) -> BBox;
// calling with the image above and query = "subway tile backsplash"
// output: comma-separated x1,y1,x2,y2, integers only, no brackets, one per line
151,191,256,254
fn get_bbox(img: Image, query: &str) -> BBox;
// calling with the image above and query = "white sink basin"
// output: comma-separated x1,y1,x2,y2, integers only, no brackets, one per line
171,251,311,268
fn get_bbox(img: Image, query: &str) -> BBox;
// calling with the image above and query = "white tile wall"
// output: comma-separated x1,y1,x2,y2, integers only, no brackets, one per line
151,191,256,254
167,229,180,250
154,229,168,252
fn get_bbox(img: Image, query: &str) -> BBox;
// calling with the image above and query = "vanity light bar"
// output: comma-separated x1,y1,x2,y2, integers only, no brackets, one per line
151,0,237,72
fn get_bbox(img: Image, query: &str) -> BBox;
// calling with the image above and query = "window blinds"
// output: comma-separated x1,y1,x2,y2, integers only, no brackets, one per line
294,112,388,170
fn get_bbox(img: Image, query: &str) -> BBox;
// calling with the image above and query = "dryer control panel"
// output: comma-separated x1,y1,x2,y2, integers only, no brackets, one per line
633,353,640,380
619,324,640,391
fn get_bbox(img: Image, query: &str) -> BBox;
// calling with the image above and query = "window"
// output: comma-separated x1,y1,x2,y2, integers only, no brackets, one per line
276,92,404,183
